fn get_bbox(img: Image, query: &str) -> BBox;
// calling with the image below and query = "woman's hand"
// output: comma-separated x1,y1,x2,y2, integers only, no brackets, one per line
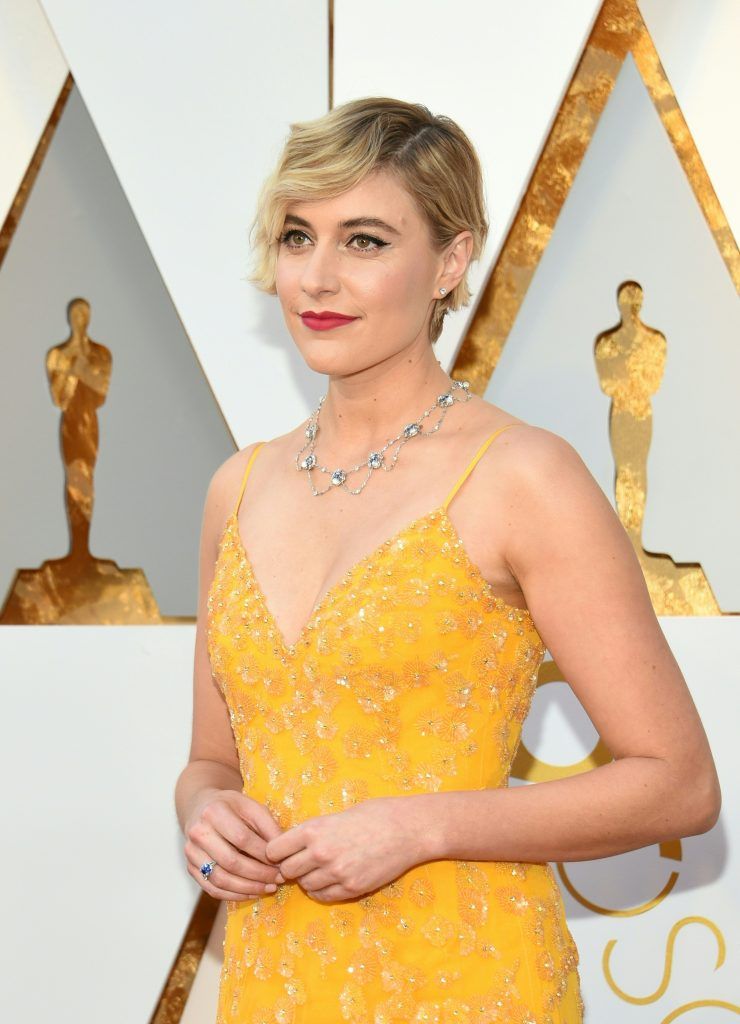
184,789,285,900
262,796,431,903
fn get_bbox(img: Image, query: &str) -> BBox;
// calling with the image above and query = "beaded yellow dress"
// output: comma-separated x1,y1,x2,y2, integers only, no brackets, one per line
207,424,584,1023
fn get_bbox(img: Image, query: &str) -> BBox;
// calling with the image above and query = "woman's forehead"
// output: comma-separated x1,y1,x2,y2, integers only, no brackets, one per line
284,175,416,229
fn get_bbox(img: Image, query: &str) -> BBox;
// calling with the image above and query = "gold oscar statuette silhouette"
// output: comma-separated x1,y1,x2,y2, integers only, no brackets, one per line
1,298,162,624
594,281,720,615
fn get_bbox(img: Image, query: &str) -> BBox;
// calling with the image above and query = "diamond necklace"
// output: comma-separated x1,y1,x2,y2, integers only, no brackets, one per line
295,377,472,496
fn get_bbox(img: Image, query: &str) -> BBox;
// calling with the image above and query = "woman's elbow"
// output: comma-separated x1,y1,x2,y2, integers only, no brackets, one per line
684,765,722,836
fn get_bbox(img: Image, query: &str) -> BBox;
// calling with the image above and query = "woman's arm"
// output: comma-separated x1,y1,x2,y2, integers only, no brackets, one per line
174,458,244,832
174,447,284,899
401,427,721,865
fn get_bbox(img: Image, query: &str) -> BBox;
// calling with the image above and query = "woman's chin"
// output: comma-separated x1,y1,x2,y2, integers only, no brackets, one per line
292,343,362,375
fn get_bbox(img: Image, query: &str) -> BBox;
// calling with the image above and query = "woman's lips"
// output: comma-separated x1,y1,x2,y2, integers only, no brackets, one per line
300,313,358,331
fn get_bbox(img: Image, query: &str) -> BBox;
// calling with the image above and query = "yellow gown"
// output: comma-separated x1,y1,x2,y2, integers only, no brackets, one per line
207,424,584,1023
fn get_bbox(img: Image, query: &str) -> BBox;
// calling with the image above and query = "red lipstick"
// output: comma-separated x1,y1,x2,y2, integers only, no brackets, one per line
300,310,359,331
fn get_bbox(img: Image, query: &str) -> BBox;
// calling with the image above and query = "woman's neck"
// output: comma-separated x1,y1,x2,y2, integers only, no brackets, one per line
317,356,456,453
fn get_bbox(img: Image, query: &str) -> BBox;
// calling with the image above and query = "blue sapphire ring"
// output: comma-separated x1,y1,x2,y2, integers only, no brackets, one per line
200,859,217,880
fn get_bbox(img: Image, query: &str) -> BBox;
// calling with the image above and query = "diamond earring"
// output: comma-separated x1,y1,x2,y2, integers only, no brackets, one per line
439,287,447,295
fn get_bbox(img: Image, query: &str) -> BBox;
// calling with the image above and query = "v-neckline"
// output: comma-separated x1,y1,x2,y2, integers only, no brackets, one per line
224,505,533,658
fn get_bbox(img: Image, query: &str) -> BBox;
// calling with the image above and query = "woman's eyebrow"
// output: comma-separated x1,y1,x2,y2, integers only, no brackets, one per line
283,214,401,236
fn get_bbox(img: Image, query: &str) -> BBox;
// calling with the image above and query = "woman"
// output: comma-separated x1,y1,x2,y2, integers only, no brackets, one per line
175,97,721,1022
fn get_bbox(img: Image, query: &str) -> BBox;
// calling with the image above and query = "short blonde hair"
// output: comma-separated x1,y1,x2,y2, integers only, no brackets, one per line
247,97,489,344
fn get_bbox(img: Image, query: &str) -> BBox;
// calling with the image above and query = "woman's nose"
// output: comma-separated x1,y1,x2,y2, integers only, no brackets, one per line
300,241,340,294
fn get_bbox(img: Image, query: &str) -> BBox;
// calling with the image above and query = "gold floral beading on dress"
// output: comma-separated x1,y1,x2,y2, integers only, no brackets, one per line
207,427,584,1022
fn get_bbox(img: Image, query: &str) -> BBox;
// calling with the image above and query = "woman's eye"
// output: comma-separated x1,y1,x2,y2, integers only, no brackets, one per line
349,233,386,252
278,229,388,254
279,229,309,248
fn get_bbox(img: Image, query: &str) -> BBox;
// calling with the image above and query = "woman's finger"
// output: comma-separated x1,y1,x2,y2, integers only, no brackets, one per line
185,839,279,898
185,861,273,901
305,883,347,903
200,803,282,882
293,867,334,891
188,816,281,885
276,849,315,881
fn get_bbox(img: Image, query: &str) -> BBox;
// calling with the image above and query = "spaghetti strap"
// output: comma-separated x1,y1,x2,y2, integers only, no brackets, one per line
442,423,523,511
233,442,266,516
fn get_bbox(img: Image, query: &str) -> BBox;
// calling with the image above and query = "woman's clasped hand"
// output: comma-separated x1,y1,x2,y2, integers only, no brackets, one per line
186,791,429,903
263,796,429,903
184,790,285,899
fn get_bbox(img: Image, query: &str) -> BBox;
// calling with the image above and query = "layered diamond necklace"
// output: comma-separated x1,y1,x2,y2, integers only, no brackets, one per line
295,376,472,496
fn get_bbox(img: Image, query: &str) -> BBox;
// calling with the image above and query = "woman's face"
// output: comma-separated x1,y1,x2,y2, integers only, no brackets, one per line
275,169,447,375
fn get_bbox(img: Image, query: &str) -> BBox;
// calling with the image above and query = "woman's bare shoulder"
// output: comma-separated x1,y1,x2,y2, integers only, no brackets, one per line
209,442,264,504
200,441,274,550
468,398,578,464
498,419,591,485
205,424,303,515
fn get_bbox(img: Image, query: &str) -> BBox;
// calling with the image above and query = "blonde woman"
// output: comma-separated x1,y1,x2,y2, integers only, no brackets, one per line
175,97,720,1022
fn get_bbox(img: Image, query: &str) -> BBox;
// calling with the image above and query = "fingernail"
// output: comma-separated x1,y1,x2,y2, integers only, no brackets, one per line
265,883,277,892
275,873,285,883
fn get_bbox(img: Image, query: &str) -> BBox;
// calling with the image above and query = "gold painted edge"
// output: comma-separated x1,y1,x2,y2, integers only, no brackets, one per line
148,893,220,1024
0,73,74,270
